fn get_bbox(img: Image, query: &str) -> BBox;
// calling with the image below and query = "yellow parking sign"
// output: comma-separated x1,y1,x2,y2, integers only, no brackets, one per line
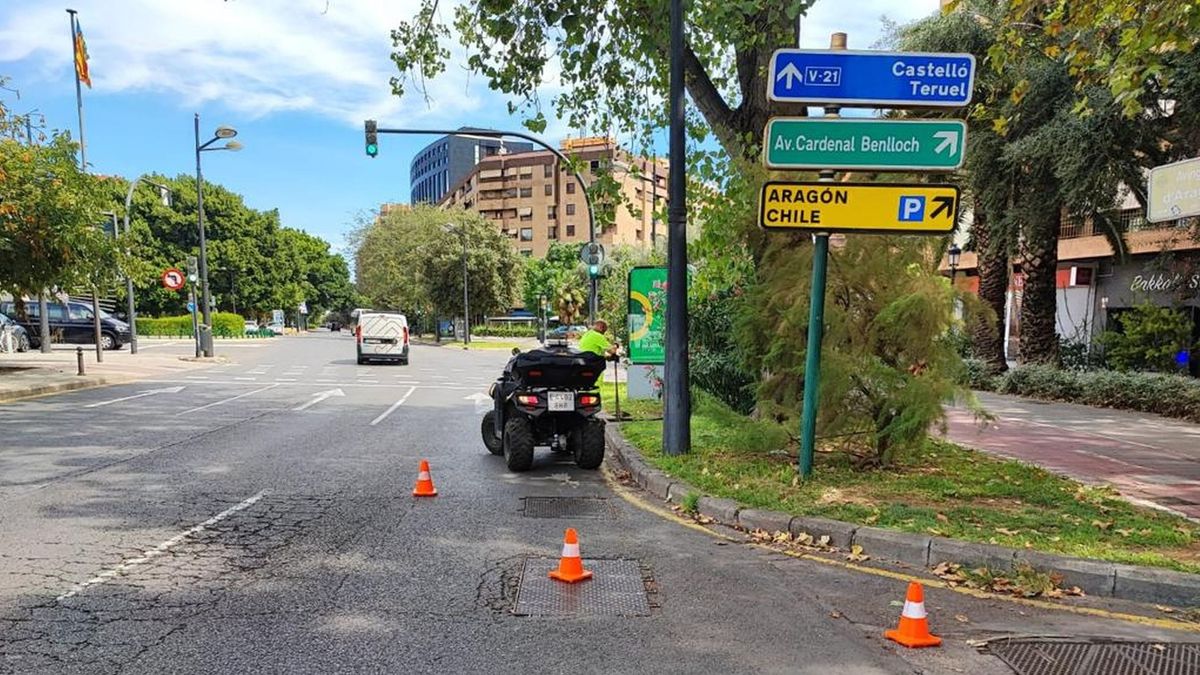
758,181,959,233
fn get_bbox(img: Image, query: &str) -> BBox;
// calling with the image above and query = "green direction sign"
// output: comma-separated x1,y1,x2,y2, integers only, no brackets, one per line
627,266,667,365
764,118,966,171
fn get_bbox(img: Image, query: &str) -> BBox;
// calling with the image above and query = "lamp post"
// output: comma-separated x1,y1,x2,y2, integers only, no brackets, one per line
194,113,242,357
443,223,470,345
947,243,962,283
123,178,172,354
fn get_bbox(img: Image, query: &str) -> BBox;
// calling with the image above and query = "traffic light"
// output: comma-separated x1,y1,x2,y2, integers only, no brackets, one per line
588,263,600,278
364,119,378,157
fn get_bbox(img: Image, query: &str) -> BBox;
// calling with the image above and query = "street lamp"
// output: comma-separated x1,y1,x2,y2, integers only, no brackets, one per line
947,243,962,283
123,177,172,354
443,223,470,346
194,113,243,357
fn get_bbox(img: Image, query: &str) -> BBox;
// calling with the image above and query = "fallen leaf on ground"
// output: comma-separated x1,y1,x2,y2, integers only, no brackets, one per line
830,610,842,619
936,513,949,524
864,514,879,525
996,527,1020,536
847,545,869,562
1092,520,1113,530
816,535,831,548
1156,605,1177,614
954,614,970,623
772,531,792,544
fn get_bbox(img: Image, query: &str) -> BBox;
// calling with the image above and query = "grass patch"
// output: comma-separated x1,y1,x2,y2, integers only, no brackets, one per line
599,381,663,421
618,389,1200,573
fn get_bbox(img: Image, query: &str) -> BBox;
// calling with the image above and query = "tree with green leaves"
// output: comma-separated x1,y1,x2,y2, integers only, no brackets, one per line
351,204,522,323
520,241,583,311
0,101,116,309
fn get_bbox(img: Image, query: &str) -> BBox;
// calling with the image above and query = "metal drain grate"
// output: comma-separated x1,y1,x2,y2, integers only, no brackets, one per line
985,639,1200,675
522,496,613,519
513,558,651,616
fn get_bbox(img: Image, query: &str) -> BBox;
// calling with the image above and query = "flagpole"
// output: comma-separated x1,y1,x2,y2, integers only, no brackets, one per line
66,8,86,171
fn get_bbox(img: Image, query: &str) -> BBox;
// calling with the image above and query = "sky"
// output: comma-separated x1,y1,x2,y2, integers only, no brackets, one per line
0,0,941,255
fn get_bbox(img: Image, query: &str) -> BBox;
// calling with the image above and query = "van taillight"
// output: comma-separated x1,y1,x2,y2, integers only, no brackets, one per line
355,325,362,342
403,326,409,344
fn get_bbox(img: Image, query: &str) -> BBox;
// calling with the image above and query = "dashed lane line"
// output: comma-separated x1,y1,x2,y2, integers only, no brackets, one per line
369,386,417,426
56,491,267,601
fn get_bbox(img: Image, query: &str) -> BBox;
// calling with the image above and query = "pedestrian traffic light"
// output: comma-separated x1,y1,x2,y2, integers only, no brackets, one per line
588,263,600,278
364,119,378,158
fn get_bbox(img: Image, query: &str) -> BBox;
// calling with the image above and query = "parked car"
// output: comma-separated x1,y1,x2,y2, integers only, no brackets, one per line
266,321,285,336
244,320,260,335
0,312,31,352
355,312,409,365
0,300,130,350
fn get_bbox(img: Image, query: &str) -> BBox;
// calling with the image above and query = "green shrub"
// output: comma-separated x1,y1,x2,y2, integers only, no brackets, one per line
1097,303,1195,373
472,324,539,338
1060,337,1106,371
690,289,758,415
137,313,253,338
960,358,997,391
996,365,1200,423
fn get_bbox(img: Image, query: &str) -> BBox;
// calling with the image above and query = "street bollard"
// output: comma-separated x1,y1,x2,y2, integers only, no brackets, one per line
76,347,85,376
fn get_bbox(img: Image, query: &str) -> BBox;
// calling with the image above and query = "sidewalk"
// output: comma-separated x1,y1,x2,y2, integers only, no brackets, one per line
0,340,215,402
946,391,1200,519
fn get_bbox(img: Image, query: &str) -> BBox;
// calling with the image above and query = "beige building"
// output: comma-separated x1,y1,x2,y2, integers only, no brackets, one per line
438,137,669,258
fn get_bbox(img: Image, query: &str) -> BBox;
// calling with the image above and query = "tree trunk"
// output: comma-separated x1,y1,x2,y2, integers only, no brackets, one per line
1018,200,1061,366
970,208,1009,374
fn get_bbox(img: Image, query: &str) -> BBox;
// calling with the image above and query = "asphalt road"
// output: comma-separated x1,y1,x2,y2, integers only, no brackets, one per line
1,333,1194,674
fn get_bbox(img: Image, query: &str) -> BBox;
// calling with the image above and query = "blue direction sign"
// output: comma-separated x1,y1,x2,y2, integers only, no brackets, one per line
769,49,975,107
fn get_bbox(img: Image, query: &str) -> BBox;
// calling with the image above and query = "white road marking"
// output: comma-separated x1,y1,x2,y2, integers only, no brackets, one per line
294,388,345,411
55,492,266,601
143,379,485,390
370,386,417,426
176,384,279,416
358,380,379,384
277,378,297,382
185,375,210,380
84,386,185,408
234,377,257,381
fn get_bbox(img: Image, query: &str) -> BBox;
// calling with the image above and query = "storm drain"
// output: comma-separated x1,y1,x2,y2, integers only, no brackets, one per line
984,639,1200,675
522,496,613,519
513,558,651,616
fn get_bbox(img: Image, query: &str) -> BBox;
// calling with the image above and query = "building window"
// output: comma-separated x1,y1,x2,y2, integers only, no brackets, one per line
566,182,576,194
547,206,556,219
566,224,576,237
544,164,554,178
520,187,532,198
520,249,533,257
566,204,576,216
636,229,644,240
548,226,558,239
544,183,553,196
520,213,533,222
590,160,600,171
520,228,534,241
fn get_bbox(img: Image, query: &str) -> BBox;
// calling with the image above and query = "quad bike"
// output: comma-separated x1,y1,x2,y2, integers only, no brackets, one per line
481,344,607,472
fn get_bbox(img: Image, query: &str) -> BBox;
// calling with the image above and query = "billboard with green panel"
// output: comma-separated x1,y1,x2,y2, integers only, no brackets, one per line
627,266,667,365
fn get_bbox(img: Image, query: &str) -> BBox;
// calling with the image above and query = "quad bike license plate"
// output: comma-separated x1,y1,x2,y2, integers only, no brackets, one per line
547,391,575,411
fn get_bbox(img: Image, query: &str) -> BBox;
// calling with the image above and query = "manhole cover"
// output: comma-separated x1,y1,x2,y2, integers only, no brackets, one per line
513,558,651,616
522,496,612,519
984,639,1200,675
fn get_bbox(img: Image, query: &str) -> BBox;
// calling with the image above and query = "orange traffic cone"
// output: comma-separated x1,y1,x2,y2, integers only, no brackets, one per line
885,582,941,648
548,528,593,583
412,459,438,497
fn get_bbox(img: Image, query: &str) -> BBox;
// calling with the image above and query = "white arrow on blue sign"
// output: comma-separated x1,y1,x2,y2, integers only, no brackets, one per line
769,49,976,108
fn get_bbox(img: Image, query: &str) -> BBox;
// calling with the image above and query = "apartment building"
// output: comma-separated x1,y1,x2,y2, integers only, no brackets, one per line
438,137,669,258
410,133,533,205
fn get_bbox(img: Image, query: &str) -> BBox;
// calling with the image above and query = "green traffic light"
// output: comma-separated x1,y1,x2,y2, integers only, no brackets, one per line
589,264,599,276
366,143,378,157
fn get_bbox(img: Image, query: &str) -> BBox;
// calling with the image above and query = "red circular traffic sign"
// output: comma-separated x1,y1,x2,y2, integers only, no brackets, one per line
161,268,185,291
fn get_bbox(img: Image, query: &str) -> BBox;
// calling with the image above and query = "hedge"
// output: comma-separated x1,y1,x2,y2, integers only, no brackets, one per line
472,324,539,338
967,363,1200,423
137,313,264,338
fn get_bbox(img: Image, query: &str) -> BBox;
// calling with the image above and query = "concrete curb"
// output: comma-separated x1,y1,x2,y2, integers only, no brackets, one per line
0,376,113,403
603,422,1200,607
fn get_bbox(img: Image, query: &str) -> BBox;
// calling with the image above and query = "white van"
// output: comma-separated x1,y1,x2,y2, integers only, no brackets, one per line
355,312,409,365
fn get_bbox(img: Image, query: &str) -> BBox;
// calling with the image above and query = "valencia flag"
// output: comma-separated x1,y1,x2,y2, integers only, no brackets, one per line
73,17,91,88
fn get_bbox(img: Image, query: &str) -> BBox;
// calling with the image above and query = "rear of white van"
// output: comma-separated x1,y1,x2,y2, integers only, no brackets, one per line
355,313,409,365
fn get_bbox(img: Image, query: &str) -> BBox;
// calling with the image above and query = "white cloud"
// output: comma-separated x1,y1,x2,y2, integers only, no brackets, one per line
0,0,482,125
0,0,942,133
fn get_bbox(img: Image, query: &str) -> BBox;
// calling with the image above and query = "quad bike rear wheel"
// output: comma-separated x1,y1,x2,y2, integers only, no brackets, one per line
503,416,535,472
574,420,605,470
481,411,502,455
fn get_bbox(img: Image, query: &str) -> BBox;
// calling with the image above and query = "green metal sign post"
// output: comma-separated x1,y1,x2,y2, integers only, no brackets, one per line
765,118,966,171
627,266,668,365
